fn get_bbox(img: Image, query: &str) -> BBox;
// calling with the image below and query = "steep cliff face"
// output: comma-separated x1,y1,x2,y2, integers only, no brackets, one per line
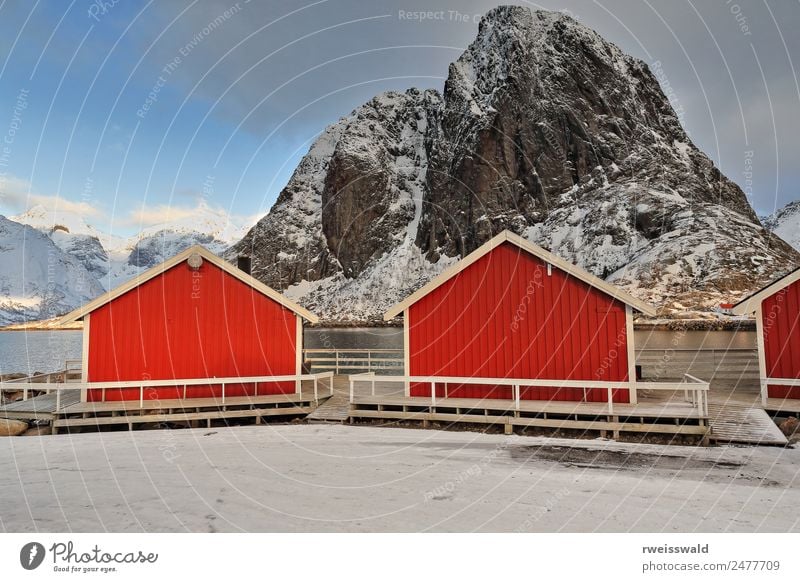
230,6,799,322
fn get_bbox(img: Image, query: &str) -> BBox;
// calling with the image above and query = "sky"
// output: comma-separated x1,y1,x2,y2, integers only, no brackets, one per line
0,0,797,236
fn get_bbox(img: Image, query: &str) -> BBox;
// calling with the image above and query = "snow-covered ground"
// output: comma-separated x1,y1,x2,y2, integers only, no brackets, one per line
0,425,797,532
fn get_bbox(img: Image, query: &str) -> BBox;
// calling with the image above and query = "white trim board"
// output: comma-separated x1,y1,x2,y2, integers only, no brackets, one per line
384,230,657,320
57,245,319,325
625,305,637,405
295,314,303,393
80,313,90,402
731,266,800,315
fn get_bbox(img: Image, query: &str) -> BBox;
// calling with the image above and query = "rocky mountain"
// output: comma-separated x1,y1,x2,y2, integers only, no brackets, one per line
763,200,800,251
0,216,104,326
230,6,799,323
1,201,255,325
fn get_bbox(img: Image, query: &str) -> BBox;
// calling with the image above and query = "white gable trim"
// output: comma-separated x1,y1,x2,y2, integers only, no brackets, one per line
730,267,800,315
384,230,657,320
57,245,319,325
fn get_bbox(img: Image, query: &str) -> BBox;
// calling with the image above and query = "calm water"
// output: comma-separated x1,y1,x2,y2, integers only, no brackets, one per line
304,327,403,350
0,331,83,376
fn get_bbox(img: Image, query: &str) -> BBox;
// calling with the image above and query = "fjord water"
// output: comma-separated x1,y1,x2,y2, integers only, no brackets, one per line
0,331,82,376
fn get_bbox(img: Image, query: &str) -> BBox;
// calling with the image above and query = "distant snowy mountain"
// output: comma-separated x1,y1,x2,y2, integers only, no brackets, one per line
763,200,800,251
1,201,256,325
105,201,252,288
0,215,104,326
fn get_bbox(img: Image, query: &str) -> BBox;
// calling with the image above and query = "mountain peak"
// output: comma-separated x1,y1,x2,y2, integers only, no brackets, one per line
12,204,99,237
232,9,799,322
763,199,800,251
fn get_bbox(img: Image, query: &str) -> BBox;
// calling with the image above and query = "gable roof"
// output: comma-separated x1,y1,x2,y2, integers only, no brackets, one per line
730,266,800,315
57,245,319,325
384,230,657,320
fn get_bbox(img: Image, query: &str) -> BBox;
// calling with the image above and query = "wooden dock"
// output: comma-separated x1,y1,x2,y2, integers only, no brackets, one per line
706,402,788,446
0,389,82,420
346,374,711,440
764,398,800,416
51,392,328,433
0,371,335,433
0,390,329,432
349,394,709,439
306,377,352,423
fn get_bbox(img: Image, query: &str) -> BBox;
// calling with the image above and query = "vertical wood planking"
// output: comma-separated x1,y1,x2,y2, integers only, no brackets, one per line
87,260,298,401
407,242,630,402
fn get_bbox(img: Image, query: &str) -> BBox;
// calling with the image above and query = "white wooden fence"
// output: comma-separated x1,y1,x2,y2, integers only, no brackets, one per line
303,348,403,374
761,377,800,405
349,373,709,417
0,371,335,410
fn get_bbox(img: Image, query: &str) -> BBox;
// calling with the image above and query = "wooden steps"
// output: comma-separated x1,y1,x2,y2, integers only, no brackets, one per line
306,392,351,423
707,402,788,446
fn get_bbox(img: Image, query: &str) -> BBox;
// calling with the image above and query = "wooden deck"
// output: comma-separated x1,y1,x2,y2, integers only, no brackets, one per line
0,389,330,432
0,389,81,420
349,392,709,439
706,402,787,446
764,398,800,416
51,391,329,433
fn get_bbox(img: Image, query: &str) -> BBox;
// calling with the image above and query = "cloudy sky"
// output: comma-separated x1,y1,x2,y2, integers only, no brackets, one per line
0,0,797,235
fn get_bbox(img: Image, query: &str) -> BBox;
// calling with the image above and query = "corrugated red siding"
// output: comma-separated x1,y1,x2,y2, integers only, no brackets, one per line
408,242,630,402
87,260,297,401
762,277,800,399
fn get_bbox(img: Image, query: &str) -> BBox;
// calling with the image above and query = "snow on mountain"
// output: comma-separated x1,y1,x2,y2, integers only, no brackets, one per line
763,200,800,251
114,200,252,287
231,6,799,323
0,200,257,324
0,215,104,326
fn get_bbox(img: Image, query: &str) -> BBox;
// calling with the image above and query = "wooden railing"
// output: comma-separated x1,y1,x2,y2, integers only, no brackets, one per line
636,348,758,385
64,359,82,372
303,348,403,374
349,373,709,417
761,377,800,405
0,371,335,410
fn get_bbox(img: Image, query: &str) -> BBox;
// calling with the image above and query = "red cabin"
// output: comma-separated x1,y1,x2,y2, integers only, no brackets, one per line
58,246,318,402
384,231,656,403
731,267,800,402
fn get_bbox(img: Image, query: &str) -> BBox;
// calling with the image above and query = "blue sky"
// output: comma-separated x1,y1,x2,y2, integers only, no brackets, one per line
0,0,797,236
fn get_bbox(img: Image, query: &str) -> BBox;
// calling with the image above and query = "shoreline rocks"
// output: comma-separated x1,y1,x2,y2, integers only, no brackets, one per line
0,418,28,437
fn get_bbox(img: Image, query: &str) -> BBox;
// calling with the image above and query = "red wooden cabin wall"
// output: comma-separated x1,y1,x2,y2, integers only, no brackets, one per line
86,260,297,401
762,277,800,399
407,242,630,403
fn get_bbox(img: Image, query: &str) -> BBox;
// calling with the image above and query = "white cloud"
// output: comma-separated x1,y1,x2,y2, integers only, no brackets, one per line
123,203,201,227
0,174,104,218
119,198,258,237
